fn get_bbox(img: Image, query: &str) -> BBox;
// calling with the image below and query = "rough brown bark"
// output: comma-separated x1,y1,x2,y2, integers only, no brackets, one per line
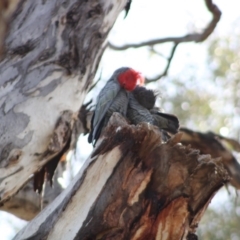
0,0,127,204
14,114,229,240
180,128,240,189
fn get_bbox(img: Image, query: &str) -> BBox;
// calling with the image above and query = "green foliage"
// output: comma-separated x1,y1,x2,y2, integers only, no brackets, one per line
158,20,240,140
159,77,227,132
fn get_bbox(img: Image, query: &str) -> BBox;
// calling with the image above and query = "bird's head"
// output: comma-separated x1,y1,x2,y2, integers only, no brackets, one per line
133,86,156,109
115,67,145,91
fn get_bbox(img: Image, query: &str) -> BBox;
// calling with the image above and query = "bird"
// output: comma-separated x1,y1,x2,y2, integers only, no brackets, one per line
88,67,144,146
128,86,179,139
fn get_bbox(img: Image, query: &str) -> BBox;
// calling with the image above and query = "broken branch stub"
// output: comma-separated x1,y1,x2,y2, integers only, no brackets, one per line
15,113,229,240
180,128,240,189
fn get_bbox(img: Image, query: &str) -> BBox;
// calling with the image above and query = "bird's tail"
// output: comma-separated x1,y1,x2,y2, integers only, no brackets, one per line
151,110,179,134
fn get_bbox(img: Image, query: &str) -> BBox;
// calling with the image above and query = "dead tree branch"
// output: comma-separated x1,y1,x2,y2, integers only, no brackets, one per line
145,43,179,83
78,108,240,191
180,128,240,189
14,114,229,240
108,0,221,82
108,0,221,51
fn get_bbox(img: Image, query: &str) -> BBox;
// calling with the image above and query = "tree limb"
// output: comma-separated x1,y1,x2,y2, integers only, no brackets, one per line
145,43,179,83
108,0,221,51
14,113,229,240
180,128,240,189
82,109,240,191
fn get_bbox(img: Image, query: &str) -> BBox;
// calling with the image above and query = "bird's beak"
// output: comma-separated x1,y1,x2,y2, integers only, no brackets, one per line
137,73,145,86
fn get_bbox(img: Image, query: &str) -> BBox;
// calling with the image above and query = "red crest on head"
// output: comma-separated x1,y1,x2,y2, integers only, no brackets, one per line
118,68,145,91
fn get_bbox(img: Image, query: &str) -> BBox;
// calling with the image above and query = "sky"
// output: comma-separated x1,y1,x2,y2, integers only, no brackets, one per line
1,0,240,239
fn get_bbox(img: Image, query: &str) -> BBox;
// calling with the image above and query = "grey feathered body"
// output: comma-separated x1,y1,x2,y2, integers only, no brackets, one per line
103,90,129,126
127,93,154,125
129,86,179,135
89,67,132,146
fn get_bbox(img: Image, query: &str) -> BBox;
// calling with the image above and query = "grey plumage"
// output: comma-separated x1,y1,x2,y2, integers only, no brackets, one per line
127,93,154,125
128,86,179,137
91,67,130,139
88,67,140,146
150,109,179,134
103,90,129,126
131,86,156,110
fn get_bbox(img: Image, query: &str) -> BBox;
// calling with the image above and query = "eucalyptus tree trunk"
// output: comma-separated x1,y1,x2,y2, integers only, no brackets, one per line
0,0,127,204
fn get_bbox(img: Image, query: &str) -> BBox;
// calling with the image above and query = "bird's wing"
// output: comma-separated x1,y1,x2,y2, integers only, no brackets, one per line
105,90,129,118
150,109,179,134
89,81,120,144
127,94,154,124
91,90,129,146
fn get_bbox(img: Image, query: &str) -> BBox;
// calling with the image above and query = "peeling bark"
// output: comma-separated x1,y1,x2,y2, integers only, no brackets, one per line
14,114,229,240
0,162,64,220
180,128,240,189
0,178,63,221
0,98,90,220
0,0,127,203
0,0,20,56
